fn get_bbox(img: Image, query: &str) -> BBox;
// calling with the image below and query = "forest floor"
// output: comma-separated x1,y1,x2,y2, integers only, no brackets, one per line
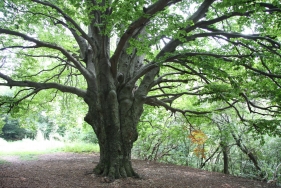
0,152,279,188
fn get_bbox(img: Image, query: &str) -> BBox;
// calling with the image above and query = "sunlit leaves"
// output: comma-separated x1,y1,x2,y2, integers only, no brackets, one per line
189,129,208,145
188,129,208,158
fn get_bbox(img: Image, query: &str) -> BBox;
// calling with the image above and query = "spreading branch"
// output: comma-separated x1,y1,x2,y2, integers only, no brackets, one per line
156,0,216,59
31,0,94,54
110,0,183,77
0,28,92,80
145,96,236,115
0,72,86,98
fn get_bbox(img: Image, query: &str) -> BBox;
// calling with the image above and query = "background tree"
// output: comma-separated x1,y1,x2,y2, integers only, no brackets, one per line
1,0,281,181
0,115,25,140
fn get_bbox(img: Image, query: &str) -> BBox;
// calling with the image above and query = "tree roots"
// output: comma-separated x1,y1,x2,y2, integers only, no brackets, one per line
93,162,140,182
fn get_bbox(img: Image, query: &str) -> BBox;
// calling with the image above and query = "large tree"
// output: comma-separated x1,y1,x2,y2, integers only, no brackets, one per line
1,0,281,180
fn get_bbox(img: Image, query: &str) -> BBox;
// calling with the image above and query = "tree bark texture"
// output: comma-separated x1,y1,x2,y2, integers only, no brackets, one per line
80,19,147,179
83,58,145,179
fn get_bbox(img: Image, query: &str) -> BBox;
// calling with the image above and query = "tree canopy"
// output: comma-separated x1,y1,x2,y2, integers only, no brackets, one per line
1,0,281,180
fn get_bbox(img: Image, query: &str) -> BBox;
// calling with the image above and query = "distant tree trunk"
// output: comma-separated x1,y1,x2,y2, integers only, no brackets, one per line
213,152,221,172
231,132,266,179
215,122,230,174
231,133,261,171
200,146,220,169
220,142,229,174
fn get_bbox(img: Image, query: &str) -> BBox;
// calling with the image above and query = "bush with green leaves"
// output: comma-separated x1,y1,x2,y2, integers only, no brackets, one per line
0,115,26,140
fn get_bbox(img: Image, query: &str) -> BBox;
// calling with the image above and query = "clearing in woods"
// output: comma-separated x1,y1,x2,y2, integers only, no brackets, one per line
0,152,279,188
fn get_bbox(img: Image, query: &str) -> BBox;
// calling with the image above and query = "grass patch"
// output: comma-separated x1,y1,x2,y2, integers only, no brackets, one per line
63,142,100,153
0,159,10,164
0,139,64,156
0,138,100,157
0,150,57,157
18,154,39,161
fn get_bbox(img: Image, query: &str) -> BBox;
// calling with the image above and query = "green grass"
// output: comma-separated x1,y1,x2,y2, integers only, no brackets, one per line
0,149,56,157
0,138,100,160
63,142,100,153
19,154,39,161
0,159,10,164
0,139,64,156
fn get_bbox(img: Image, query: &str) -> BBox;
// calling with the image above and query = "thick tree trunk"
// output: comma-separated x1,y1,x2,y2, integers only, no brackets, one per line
93,114,139,180
83,62,144,180
84,90,142,180
81,13,147,181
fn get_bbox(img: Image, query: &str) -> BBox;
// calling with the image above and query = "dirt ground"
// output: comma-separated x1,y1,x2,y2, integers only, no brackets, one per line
0,152,279,188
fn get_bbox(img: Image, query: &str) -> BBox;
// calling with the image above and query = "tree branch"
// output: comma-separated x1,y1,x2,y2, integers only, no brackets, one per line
0,28,92,80
0,45,38,50
145,96,236,115
127,63,158,86
241,92,280,114
0,72,86,98
167,52,252,61
137,0,215,100
146,91,210,99
145,97,209,114
199,27,281,49
242,64,281,79
31,0,94,52
156,0,215,59
18,53,77,69
110,0,182,78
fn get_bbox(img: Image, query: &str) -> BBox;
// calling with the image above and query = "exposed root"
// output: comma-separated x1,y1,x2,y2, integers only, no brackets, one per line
93,162,140,182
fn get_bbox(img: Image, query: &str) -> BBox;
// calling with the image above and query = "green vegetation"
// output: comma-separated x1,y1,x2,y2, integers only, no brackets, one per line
0,138,99,163
0,159,10,164
133,107,281,184
18,154,38,161
63,142,100,153
0,139,99,156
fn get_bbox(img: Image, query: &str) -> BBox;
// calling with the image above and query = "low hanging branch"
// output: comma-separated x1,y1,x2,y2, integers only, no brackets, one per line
0,72,86,98
0,28,91,80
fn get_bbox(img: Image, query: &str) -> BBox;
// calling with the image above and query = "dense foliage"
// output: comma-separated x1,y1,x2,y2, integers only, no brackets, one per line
133,106,281,184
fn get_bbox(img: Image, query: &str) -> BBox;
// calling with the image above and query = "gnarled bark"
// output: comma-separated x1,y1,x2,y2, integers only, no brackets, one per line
84,88,143,180
82,35,145,179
